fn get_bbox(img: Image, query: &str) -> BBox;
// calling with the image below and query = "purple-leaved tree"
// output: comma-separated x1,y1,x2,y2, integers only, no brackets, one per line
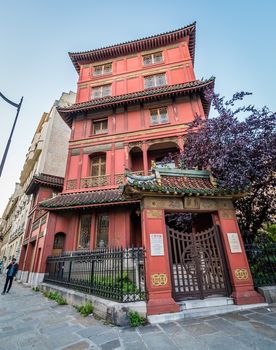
167,90,276,241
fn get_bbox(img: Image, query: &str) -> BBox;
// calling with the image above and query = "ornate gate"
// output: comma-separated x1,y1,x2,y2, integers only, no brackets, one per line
167,225,230,301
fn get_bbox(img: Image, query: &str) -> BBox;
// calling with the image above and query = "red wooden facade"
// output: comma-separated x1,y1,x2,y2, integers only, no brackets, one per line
19,23,264,314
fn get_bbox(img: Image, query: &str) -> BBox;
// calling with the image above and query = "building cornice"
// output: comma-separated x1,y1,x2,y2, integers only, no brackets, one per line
69,22,196,73
58,78,215,128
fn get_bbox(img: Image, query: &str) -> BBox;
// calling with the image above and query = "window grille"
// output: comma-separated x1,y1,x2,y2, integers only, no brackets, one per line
150,107,168,125
93,63,112,76
144,73,166,89
143,52,163,66
92,84,111,99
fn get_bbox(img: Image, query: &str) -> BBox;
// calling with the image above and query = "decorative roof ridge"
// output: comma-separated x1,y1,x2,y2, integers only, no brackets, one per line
154,167,211,178
25,173,64,195
69,22,196,72
33,173,64,182
58,77,215,113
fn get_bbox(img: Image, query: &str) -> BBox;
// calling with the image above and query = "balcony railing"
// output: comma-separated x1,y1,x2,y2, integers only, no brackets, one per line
44,247,146,303
81,175,111,188
66,171,144,190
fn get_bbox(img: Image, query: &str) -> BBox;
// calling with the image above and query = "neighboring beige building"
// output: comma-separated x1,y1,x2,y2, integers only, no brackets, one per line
0,91,76,277
0,183,21,267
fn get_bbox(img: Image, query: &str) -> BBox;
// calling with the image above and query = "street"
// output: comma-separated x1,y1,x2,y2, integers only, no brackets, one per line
0,276,275,350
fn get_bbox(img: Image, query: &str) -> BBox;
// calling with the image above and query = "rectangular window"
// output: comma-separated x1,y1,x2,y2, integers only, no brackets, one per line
78,215,91,250
92,84,111,99
144,73,166,89
93,119,108,135
150,107,168,125
143,52,163,66
90,155,106,176
96,214,109,247
93,63,112,76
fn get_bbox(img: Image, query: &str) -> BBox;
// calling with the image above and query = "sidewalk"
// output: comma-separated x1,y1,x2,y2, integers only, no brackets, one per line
0,276,275,350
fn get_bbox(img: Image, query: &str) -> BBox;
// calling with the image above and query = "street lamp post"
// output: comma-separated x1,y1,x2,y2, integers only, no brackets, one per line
0,92,23,177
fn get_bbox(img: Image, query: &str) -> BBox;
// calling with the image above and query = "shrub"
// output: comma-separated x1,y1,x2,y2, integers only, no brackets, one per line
128,310,147,327
32,286,40,292
75,302,94,317
43,290,67,305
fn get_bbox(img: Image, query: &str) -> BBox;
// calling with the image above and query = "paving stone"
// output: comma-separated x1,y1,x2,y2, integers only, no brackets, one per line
0,278,276,350
171,329,207,350
141,332,179,350
100,339,121,350
61,340,92,350
249,321,276,341
221,312,249,322
88,330,118,345
158,322,182,335
122,341,148,350
181,322,218,335
207,317,244,335
77,325,108,338
118,327,141,342
247,312,276,325
199,331,251,350
138,324,162,334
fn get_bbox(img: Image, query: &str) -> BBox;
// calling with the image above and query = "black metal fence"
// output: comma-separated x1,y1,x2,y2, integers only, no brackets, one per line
245,242,276,287
44,247,146,303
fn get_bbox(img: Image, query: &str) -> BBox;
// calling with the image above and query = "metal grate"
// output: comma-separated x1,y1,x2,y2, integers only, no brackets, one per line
245,242,276,287
167,225,229,300
44,247,146,303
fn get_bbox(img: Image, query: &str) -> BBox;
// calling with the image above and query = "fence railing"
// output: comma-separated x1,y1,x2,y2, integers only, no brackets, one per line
244,242,276,287
44,247,146,303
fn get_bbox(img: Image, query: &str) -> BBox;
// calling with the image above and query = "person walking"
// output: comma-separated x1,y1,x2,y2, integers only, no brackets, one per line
1,258,18,294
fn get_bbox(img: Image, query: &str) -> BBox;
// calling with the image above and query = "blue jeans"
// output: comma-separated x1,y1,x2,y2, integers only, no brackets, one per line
3,276,13,293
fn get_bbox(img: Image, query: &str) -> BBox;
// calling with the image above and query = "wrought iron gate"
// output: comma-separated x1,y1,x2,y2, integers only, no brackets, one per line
167,225,230,301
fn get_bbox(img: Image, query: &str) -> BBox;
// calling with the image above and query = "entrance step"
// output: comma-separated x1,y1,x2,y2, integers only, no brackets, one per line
147,302,268,324
179,297,234,311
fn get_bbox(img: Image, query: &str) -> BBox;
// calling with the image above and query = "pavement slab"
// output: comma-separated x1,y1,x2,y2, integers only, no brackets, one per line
0,276,275,350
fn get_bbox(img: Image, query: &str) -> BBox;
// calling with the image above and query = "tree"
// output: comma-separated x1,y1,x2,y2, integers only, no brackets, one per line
169,90,276,240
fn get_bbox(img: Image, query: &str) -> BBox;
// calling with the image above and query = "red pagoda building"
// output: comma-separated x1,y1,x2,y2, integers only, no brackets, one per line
19,22,264,316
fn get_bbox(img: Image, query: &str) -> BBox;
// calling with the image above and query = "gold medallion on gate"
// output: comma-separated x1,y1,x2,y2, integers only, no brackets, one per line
234,268,249,280
151,273,168,286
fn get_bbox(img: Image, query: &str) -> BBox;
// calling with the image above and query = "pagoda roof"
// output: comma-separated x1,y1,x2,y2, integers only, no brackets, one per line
69,22,196,73
26,173,64,195
123,168,243,198
58,78,215,128
39,189,138,211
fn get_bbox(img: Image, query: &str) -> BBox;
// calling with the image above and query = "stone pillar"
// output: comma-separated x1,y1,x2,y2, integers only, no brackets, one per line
141,201,179,315
142,142,148,175
216,208,264,305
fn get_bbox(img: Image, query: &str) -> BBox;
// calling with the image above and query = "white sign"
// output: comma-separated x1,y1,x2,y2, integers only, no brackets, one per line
150,233,164,256
227,233,242,253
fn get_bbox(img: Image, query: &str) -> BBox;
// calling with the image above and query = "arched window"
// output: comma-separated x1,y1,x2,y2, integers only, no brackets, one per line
90,154,106,176
53,232,65,250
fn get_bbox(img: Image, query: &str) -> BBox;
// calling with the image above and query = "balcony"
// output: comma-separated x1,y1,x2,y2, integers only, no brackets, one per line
66,171,144,190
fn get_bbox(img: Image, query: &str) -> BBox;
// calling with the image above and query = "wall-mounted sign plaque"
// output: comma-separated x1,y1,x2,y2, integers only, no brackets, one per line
150,233,164,256
227,233,242,253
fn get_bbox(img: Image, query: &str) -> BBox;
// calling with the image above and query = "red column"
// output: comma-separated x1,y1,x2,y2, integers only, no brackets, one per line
141,207,179,315
142,142,148,176
216,211,264,305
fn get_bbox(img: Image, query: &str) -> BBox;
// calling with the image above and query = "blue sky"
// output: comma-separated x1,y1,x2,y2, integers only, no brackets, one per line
0,0,275,215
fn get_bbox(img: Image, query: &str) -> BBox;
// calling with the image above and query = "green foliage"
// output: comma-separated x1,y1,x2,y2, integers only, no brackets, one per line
128,310,147,327
32,286,40,292
92,272,138,294
75,302,94,317
43,290,67,305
